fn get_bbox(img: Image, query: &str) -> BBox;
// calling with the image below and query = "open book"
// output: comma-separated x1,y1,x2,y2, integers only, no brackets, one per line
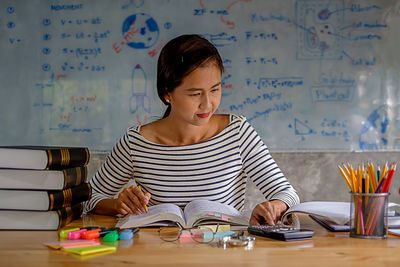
115,199,250,229
281,202,351,226
280,201,400,231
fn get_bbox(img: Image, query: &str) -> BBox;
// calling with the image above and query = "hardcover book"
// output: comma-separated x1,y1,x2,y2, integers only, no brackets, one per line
0,204,83,230
116,199,249,229
0,183,91,211
0,166,87,190
0,146,90,170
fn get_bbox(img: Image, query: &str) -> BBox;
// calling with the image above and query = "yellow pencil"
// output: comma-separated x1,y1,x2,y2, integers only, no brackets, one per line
350,167,357,193
138,186,148,212
369,163,377,192
338,165,353,191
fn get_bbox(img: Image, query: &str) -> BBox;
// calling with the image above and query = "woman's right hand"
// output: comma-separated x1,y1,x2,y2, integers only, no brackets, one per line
114,185,151,215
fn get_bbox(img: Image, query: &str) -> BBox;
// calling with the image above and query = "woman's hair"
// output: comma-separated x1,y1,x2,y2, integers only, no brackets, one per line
157,34,225,118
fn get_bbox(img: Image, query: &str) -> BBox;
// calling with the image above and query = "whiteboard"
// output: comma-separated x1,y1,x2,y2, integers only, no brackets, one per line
1,0,399,152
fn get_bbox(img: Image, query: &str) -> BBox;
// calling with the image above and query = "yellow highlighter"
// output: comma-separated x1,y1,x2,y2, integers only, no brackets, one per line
138,186,148,212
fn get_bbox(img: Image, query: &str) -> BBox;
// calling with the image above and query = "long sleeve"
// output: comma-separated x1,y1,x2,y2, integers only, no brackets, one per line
238,118,300,208
83,131,134,214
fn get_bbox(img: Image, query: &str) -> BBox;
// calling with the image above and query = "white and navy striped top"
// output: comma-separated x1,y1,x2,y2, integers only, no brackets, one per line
84,114,299,213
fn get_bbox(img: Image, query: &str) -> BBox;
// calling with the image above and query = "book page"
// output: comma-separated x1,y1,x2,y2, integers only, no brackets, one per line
281,202,351,225
116,203,185,229
281,201,400,226
183,199,249,227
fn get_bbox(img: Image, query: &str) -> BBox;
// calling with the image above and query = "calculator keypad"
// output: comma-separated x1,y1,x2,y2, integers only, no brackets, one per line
247,225,314,241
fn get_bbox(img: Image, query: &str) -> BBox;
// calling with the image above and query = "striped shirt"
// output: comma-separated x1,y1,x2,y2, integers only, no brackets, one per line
83,114,299,213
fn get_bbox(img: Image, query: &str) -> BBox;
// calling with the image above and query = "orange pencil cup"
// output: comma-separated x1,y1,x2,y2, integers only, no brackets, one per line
349,192,389,239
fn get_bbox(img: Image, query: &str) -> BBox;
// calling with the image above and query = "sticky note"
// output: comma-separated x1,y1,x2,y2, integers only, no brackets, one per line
221,215,229,221
44,239,99,250
201,231,235,239
199,224,230,232
63,245,116,256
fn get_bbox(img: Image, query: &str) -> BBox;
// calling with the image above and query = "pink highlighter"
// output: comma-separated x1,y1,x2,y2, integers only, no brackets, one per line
67,229,87,240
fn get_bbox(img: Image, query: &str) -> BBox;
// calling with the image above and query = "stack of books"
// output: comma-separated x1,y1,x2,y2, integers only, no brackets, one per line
0,146,91,230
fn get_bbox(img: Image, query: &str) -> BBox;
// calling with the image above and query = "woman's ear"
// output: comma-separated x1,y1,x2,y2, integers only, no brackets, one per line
164,92,171,104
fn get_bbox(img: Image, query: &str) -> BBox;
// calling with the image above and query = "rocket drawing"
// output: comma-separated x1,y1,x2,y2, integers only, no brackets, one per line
130,64,151,114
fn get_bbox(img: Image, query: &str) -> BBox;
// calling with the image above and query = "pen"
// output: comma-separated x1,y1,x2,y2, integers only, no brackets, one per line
138,186,148,212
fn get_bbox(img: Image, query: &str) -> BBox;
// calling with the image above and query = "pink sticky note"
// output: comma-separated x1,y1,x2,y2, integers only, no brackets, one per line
62,242,101,249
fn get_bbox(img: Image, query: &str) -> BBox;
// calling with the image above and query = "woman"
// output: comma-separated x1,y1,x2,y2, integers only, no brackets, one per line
84,34,299,225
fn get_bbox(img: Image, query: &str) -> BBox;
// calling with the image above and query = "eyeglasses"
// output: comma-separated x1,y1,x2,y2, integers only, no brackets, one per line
158,224,220,243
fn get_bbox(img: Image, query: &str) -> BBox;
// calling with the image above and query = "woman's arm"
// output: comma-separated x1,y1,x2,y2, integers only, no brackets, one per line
83,130,146,215
237,117,299,224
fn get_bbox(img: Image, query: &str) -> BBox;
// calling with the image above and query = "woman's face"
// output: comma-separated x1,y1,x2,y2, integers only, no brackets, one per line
166,63,222,126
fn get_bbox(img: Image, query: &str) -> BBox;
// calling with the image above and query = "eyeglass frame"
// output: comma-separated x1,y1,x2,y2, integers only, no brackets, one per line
158,223,220,243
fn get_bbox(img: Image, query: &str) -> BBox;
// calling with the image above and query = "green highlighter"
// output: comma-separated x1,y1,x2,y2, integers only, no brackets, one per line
103,230,119,242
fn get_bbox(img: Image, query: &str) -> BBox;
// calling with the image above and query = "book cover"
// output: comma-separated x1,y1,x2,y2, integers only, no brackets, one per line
0,183,91,211
116,199,249,229
309,215,350,232
0,146,90,170
0,166,87,190
0,204,83,230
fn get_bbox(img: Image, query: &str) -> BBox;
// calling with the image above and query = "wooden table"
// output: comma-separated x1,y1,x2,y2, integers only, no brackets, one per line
1,214,400,267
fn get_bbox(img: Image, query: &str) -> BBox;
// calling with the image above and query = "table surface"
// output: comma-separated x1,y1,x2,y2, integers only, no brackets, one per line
1,214,400,267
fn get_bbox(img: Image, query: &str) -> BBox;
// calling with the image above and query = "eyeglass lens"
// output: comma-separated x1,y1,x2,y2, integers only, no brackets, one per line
159,226,181,242
159,225,219,243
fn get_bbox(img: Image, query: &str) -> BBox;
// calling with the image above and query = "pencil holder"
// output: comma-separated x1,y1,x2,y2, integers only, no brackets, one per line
349,192,389,239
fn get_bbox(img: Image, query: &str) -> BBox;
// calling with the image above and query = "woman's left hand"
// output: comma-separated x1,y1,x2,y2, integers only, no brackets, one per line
249,200,288,225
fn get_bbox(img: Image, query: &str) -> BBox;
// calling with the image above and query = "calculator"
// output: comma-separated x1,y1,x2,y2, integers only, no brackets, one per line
247,225,314,241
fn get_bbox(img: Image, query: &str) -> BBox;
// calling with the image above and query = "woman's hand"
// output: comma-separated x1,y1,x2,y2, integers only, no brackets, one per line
114,185,151,215
249,200,288,225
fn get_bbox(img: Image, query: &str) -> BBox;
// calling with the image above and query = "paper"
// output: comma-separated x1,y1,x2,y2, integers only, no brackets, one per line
282,201,400,226
63,245,116,256
116,199,249,229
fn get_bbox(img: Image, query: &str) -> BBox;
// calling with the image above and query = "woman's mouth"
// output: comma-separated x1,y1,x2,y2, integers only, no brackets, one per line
197,112,210,118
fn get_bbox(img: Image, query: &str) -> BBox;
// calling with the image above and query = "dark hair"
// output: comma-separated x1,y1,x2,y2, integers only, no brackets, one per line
157,34,225,118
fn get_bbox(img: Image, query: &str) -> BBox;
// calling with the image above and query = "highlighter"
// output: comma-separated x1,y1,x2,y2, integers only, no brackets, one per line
59,228,80,239
119,228,138,240
68,229,87,240
99,227,120,237
103,230,119,242
81,228,101,239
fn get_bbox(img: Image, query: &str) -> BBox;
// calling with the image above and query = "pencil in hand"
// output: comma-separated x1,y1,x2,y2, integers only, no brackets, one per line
138,186,148,212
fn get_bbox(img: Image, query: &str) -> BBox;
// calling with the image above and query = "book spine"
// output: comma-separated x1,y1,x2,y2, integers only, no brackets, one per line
46,148,90,170
63,166,87,189
57,203,83,229
48,183,92,211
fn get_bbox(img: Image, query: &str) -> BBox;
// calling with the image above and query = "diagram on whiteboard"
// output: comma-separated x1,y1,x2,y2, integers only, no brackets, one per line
295,0,343,60
129,64,151,114
359,105,389,150
122,13,159,49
